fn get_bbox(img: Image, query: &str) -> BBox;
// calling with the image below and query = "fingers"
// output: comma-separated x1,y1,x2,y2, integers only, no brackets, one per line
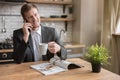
23,23,33,35
48,42,61,54
23,23,33,31
48,42,56,53
22,23,33,42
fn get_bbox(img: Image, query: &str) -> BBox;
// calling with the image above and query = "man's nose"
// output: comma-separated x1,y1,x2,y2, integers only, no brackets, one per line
32,16,37,21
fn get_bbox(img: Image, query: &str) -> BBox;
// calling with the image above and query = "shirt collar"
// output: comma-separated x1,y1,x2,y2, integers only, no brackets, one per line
32,26,41,35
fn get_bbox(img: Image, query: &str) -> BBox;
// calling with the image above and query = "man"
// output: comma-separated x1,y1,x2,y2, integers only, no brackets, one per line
13,3,67,64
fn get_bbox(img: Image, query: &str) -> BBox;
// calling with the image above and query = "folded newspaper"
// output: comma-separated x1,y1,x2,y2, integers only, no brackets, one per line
30,56,82,75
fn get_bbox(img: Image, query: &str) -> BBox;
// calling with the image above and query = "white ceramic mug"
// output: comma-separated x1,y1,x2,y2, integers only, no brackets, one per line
39,43,48,55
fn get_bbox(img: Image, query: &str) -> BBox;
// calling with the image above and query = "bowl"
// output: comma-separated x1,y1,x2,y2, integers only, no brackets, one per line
61,15,67,18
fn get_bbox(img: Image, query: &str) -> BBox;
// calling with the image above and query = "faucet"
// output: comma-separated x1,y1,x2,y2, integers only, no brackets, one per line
59,29,66,40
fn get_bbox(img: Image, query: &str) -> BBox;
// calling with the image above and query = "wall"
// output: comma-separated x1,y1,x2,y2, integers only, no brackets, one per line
73,0,104,46
0,2,72,43
0,0,104,47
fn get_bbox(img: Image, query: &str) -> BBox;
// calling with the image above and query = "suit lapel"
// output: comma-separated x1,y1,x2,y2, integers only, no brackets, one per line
28,34,34,59
41,26,47,43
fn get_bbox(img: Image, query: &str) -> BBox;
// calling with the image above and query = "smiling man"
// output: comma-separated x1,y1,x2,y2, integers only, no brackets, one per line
13,3,67,64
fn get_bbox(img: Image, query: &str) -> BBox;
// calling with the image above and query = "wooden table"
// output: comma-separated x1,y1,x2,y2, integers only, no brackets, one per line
0,58,120,80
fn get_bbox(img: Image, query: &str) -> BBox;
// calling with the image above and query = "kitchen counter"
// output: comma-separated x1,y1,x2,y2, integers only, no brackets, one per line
0,49,13,53
64,44,85,49
0,44,85,53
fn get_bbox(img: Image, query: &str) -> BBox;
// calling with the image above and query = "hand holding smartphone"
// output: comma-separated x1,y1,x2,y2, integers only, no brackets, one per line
23,20,33,33
23,20,33,43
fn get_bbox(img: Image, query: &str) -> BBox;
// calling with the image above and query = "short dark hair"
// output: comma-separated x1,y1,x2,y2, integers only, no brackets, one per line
21,3,38,21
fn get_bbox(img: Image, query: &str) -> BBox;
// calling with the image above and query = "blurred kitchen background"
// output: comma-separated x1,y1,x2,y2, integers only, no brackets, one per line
1,0,120,76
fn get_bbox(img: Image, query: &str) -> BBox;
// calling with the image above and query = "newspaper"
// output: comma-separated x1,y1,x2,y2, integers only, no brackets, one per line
30,56,81,75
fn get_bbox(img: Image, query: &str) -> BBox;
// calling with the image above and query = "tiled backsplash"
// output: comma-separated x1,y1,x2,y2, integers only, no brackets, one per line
0,3,72,43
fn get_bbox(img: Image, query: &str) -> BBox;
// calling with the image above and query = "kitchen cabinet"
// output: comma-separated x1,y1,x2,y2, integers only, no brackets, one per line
64,44,86,58
0,49,14,64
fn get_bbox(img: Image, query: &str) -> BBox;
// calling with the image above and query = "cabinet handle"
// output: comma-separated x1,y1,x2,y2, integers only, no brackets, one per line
2,53,7,58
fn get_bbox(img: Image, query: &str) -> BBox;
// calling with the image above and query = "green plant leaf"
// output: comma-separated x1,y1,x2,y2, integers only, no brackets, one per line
85,44,110,65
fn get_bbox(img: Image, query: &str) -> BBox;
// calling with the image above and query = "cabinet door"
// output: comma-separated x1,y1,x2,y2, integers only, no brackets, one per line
0,52,13,60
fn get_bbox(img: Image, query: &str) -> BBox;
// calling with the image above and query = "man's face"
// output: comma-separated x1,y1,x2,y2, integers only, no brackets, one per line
24,8,40,30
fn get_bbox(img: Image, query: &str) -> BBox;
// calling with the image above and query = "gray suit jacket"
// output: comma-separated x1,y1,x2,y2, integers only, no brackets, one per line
13,25,67,64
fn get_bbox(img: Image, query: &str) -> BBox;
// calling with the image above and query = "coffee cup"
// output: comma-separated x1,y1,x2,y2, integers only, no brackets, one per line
39,43,48,55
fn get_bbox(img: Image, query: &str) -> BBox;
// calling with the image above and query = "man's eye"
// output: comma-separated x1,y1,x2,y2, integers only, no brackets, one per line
27,17,30,19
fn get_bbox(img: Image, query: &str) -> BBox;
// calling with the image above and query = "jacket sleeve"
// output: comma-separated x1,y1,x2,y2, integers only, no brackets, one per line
13,30,31,64
47,28,67,60
54,30,67,60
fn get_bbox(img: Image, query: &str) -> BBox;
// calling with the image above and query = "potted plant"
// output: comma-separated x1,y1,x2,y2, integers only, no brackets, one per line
85,44,110,73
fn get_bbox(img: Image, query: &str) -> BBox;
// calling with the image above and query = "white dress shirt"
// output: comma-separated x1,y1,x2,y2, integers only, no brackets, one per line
31,26,42,61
